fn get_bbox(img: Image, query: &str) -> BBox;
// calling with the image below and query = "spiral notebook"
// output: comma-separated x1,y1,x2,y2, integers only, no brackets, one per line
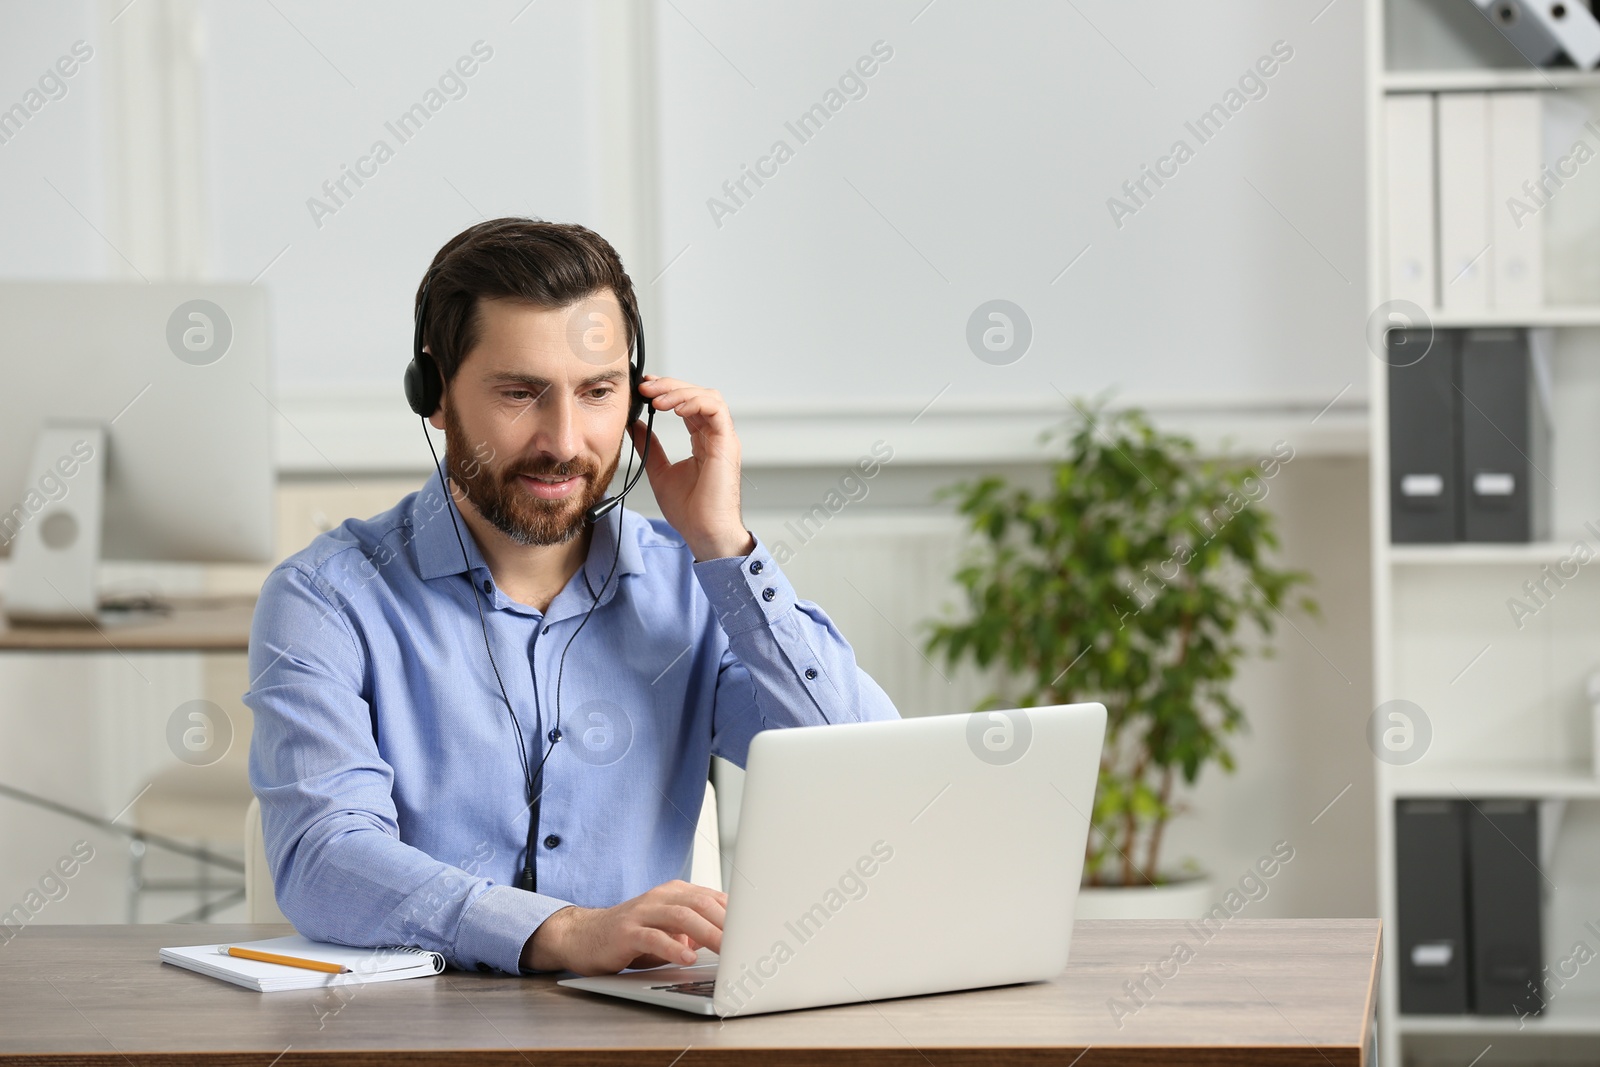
159,934,445,992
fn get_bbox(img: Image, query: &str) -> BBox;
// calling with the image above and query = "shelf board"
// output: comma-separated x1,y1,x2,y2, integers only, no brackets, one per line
1385,68,1600,93
1422,306,1600,328
1386,766,1600,799
1388,542,1577,566
1400,1002,1600,1035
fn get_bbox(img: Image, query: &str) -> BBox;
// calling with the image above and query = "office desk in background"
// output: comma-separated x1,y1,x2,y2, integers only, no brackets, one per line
0,595,255,652
0,595,257,922
2,919,1381,1065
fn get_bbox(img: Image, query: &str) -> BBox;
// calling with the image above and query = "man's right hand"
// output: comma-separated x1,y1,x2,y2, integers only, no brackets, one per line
521,880,728,976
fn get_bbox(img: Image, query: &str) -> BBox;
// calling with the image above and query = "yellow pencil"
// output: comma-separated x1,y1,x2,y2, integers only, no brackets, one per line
223,946,350,974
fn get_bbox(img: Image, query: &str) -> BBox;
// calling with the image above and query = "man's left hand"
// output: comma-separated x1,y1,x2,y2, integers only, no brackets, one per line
630,375,754,562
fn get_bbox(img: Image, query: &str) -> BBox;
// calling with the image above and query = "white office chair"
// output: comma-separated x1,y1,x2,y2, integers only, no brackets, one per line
243,796,288,923
130,760,253,923
244,777,730,924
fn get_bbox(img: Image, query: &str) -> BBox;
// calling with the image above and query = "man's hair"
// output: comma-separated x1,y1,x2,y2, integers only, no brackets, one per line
416,217,639,387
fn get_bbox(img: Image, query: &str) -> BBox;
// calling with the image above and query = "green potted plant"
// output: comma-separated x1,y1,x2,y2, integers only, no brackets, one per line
922,399,1315,917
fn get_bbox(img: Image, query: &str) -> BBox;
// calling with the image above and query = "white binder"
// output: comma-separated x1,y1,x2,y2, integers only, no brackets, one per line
1438,93,1491,314
1384,94,1437,308
1489,92,1544,311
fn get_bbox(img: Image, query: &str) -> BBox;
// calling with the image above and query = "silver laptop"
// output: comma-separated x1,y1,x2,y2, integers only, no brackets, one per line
558,703,1107,1017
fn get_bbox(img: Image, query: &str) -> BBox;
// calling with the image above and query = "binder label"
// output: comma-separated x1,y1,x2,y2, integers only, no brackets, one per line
1401,473,1444,498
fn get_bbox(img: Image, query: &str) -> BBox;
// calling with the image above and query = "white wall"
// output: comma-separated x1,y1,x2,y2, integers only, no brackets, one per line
654,0,1368,418
0,0,104,278
201,0,607,394
1,0,1369,474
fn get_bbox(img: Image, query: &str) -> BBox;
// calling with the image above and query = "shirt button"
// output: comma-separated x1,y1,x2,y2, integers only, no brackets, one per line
762,587,776,602
542,625,550,635
482,578,493,595
804,668,818,680
547,728,562,743
544,834,561,849
749,560,764,574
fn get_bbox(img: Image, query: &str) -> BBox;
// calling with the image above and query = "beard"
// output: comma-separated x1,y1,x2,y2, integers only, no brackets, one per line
442,403,623,546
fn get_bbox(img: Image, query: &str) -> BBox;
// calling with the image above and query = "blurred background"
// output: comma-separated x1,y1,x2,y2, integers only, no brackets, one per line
0,0,1373,928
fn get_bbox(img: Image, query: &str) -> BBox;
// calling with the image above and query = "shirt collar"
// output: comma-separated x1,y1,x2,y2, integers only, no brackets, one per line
410,463,646,613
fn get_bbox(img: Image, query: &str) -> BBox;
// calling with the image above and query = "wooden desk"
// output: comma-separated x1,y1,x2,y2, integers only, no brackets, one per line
1,919,1380,1065
0,595,255,652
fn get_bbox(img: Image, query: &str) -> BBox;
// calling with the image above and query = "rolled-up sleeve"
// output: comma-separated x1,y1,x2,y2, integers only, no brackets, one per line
693,532,900,767
244,562,570,974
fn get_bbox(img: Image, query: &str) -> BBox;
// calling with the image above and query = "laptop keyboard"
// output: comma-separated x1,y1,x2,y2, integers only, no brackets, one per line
650,979,716,998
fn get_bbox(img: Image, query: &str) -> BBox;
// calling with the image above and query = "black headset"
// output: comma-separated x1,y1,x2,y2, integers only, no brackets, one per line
404,256,656,894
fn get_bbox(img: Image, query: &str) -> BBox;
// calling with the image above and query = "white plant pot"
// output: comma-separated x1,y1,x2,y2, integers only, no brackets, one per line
1075,877,1215,920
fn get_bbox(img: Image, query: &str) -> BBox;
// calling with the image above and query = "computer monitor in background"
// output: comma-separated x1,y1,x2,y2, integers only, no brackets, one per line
0,282,274,623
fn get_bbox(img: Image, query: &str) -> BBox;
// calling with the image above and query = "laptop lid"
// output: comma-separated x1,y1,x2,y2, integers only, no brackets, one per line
710,703,1106,1017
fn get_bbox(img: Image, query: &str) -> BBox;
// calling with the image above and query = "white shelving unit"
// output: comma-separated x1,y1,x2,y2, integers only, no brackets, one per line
1387,767,1600,799
1397,1003,1600,1035
1388,542,1584,566
1370,3,1600,1065
1384,68,1600,92
1429,307,1600,328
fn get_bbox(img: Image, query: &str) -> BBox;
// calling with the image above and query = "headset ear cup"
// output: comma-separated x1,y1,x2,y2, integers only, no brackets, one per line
629,364,645,427
627,303,646,427
405,354,442,417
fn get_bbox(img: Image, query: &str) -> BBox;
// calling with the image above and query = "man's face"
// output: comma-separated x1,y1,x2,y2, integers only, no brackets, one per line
434,290,631,546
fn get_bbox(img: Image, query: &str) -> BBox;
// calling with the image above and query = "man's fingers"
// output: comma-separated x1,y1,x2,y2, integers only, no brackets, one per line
672,396,729,421
601,881,729,972
648,903,723,955
659,881,729,922
633,926,699,966
686,892,728,932
648,387,725,413
677,901,725,950
641,884,726,952
673,882,728,911
645,387,698,410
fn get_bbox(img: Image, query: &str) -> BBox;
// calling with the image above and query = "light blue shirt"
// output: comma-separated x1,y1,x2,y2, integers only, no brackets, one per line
244,466,900,975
